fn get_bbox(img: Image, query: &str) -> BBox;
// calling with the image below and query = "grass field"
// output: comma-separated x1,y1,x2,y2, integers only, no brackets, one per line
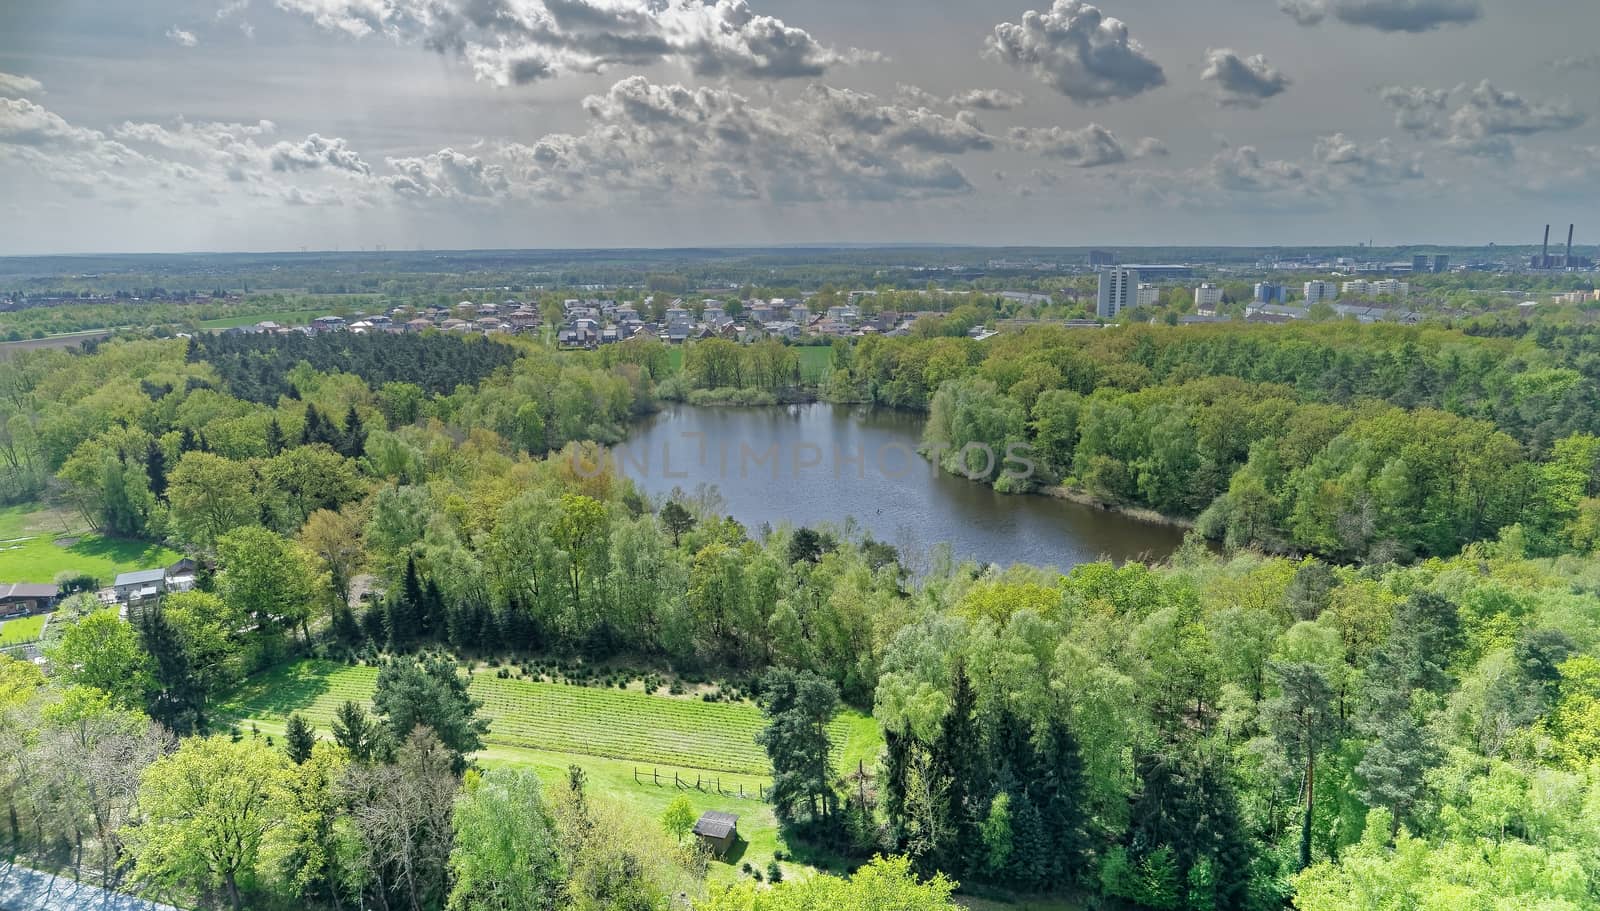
797,346,833,383
220,660,880,777
195,309,328,330
0,613,47,646
0,533,180,584
665,345,832,384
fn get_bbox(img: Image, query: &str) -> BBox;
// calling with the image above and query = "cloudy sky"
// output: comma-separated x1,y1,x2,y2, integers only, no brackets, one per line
1,0,1597,254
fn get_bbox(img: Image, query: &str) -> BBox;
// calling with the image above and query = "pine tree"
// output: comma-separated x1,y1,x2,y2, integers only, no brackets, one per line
930,663,985,878
1037,718,1091,885
300,404,322,447
144,439,168,501
331,699,375,763
178,426,198,454
386,556,424,651
265,418,286,456
1006,790,1050,891
138,604,204,735
284,712,316,764
340,405,366,458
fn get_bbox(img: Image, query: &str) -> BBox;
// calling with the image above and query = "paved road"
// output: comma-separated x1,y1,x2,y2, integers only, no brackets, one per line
0,863,181,911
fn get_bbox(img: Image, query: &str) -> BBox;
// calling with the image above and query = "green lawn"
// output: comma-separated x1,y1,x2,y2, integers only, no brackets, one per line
0,503,86,541
0,533,180,585
195,309,327,329
0,613,47,646
220,659,881,778
797,346,834,383
666,345,832,384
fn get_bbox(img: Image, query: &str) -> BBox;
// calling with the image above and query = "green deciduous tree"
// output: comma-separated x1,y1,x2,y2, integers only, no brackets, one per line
448,767,564,911
131,736,294,911
44,609,151,709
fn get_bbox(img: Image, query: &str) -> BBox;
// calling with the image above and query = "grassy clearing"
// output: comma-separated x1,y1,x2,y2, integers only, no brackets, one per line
220,659,882,778
244,714,802,885
665,346,831,385
0,613,47,646
0,533,180,584
226,660,886,884
195,309,328,330
797,346,833,383
0,503,85,541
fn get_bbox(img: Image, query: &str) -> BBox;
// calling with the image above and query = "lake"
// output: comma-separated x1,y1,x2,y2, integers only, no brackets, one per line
616,404,1185,571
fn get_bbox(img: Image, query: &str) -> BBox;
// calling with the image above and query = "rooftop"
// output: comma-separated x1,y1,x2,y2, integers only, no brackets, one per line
693,811,739,839
114,568,166,586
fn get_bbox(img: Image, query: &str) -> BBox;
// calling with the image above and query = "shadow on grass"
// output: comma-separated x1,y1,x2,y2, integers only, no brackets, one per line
217,661,342,724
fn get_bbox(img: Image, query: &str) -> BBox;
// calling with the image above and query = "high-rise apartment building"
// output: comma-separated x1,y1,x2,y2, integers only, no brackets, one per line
1098,268,1140,318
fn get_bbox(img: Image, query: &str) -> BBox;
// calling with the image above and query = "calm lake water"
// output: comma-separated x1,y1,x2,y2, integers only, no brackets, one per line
618,404,1184,571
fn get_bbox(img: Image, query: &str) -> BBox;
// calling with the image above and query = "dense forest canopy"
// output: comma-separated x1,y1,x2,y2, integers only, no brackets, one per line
5,307,1600,910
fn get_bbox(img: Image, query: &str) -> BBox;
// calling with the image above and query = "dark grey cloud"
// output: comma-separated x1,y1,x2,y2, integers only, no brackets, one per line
1008,123,1129,167
275,0,870,85
987,0,1166,104
1280,0,1482,32
1201,49,1290,108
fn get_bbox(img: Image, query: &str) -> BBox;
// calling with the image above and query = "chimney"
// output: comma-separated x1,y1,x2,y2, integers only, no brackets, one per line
1568,224,1575,265
1544,224,1551,267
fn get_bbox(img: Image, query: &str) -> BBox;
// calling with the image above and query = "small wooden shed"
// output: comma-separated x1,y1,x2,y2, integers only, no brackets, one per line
692,811,739,857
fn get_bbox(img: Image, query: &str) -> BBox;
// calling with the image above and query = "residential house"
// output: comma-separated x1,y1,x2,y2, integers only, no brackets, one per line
0,583,56,618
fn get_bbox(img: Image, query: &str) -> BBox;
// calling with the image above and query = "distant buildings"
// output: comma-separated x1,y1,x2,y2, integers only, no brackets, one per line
1137,283,1161,308
1254,282,1288,304
1097,268,1140,319
1194,283,1223,309
1089,250,1118,267
1343,279,1409,298
1303,281,1337,305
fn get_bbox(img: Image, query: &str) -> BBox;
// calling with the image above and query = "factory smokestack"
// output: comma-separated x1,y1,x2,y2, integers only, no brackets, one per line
1544,224,1551,267
1568,224,1575,265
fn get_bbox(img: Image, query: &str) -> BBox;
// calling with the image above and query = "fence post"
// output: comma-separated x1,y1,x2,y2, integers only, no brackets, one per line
695,774,701,790
653,768,660,786
675,771,681,788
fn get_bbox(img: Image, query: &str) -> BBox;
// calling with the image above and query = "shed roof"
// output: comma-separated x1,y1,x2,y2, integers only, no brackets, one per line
693,811,739,839
114,568,166,586
0,583,56,599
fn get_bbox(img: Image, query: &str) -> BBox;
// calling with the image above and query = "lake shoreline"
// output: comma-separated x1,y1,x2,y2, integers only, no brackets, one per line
1035,485,1197,531
625,402,1187,568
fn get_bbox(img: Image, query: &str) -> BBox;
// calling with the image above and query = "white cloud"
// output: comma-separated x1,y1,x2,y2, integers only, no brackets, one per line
1383,81,1586,159
0,73,44,98
1201,49,1290,108
272,0,873,85
1007,123,1128,167
166,26,200,47
986,0,1166,104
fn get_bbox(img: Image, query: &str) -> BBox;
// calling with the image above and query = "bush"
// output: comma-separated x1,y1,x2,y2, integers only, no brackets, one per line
766,860,783,883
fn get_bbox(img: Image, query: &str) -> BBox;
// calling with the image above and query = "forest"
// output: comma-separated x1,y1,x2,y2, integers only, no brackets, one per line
3,313,1600,910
